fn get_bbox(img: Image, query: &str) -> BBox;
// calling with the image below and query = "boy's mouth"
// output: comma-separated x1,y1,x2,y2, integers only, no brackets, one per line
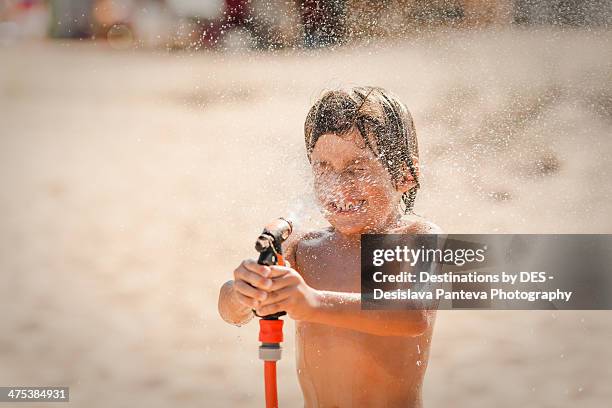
327,199,367,214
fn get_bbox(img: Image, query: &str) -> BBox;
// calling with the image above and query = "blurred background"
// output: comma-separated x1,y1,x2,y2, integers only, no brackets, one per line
1,0,611,407
2,0,612,49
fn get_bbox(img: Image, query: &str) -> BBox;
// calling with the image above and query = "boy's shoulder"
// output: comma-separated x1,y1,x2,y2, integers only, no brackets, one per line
391,215,444,235
283,226,334,269
296,226,335,245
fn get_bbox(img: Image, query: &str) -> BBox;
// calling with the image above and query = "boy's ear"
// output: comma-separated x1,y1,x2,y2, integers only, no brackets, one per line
394,157,420,193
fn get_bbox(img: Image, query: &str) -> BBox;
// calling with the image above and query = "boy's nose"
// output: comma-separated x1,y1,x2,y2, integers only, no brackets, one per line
328,171,356,186
325,179,356,200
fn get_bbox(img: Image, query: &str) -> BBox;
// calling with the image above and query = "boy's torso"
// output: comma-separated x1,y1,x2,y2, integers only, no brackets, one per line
293,227,435,408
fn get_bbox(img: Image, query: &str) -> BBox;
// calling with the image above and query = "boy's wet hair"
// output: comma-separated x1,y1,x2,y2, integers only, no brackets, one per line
304,86,420,214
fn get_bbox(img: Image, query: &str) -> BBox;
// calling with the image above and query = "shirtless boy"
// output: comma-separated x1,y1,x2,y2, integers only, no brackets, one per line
218,86,441,407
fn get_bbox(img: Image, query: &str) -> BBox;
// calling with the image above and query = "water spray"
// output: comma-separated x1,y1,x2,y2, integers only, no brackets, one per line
254,217,293,408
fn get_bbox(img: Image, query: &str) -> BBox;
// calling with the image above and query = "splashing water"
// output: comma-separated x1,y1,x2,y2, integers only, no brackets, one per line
285,191,327,232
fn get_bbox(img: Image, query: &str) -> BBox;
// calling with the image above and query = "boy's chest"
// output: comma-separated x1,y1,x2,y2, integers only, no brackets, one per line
295,240,361,292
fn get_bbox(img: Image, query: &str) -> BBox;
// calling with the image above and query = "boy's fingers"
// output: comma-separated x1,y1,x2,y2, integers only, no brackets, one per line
267,273,300,291
235,292,260,309
234,267,273,290
256,300,289,317
234,280,268,301
267,265,292,278
260,286,294,306
242,259,271,277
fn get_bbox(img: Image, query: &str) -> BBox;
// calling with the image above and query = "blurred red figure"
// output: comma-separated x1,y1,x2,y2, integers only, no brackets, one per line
199,0,279,49
199,0,249,47
225,0,249,25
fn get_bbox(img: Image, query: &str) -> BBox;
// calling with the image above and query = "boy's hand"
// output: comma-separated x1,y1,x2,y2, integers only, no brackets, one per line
232,259,273,309
255,265,321,321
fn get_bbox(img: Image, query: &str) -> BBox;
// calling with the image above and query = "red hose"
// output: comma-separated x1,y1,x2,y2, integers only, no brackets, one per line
260,320,283,408
264,361,278,408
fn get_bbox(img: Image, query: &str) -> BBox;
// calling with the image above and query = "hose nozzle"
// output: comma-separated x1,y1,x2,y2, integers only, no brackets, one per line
255,218,293,267
254,217,293,320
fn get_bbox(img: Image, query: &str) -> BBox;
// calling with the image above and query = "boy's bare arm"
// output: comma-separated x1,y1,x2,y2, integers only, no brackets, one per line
256,266,431,337
218,280,254,326
218,259,275,326
308,290,431,337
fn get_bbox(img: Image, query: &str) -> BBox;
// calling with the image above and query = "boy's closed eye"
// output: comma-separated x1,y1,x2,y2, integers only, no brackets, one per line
313,160,370,177
344,164,369,176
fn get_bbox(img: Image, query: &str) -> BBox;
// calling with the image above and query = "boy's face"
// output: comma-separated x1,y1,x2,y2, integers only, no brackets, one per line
310,130,408,235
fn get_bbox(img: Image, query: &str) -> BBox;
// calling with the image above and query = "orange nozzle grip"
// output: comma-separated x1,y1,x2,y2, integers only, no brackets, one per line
259,319,284,343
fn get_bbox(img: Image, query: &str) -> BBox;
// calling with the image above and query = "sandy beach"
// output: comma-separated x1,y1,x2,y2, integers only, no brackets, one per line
1,27,612,407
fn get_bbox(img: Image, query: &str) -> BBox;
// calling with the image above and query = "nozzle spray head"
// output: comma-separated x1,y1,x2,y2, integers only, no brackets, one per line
254,218,293,265
254,217,293,320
